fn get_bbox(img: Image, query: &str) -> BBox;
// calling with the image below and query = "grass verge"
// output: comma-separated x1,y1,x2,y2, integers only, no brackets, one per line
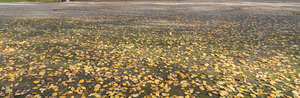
0,0,58,2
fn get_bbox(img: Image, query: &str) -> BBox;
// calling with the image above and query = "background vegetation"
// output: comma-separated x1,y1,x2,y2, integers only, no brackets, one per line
0,0,58,2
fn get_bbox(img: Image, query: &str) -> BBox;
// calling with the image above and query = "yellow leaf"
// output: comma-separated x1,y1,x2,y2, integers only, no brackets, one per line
16,64,24,68
270,86,277,90
81,86,86,90
215,68,221,72
132,93,139,97
39,70,46,76
176,71,187,79
52,93,58,97
4,48,15,53
200,86,205,90
101,67,109,71
203,81,207,86
65,91,73,95
169,32,173,36
185,95,190,98
181,80,189,88
19,77,23,81
94,84,101,92
34,94,42,98
66,79,73,83
122,82,127,86
0,68,3,72
96,77,103,82
219,90,229,96
237,93,244,97
49,84,59,92
8,75,15,81
33,80,40,84
257,89,264,95
163,85,171,92
59,96,67,98
191,65,198,70
32,87,39,90
79,79,85,84
89,93,101,98
206,85,213,91
154,79,160,84
239,60,246,64
115,95,120,98
250,94,256,98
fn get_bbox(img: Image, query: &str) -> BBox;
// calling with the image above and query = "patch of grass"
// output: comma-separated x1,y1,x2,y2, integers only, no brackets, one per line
0,0,58,2
0,15,299,97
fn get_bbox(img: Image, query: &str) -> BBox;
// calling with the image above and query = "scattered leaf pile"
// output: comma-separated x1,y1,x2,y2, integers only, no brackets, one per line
0,14,299,97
